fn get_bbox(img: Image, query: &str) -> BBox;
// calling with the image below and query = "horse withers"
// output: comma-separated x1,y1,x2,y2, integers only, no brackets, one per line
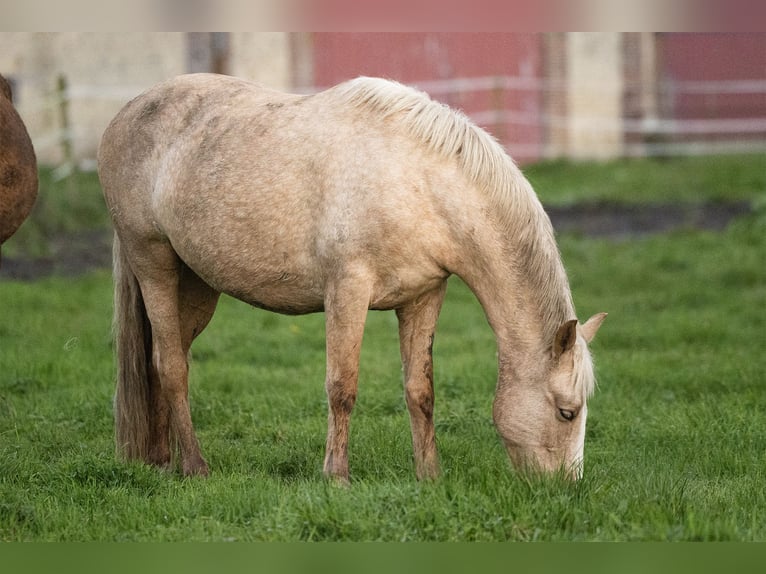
0,73,38,266
98,73,606,482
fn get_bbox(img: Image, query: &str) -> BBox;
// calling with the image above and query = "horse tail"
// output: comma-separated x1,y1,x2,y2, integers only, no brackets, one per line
112,233,152,462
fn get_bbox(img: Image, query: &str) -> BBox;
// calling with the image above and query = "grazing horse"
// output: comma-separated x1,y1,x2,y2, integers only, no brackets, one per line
0,73,38,264
98,74,606,482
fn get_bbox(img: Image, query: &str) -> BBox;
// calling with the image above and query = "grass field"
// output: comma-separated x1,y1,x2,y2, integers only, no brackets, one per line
4,154,766,260
525,154,766,207
0,156,765,541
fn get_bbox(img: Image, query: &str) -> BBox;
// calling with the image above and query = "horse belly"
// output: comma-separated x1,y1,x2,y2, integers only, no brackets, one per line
198,253,325,315
233,281,326,316
167,218,326,314
173,219,447,316
183,242,446,315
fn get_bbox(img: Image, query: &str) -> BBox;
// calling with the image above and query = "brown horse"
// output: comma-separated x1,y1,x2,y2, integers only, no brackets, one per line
0,73,38,264
98,73,606,482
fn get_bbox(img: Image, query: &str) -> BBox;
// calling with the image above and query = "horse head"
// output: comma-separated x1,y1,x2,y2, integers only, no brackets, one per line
493,313,607,480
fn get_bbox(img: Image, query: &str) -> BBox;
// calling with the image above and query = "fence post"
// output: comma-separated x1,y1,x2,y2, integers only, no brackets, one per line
54,73,76,180
491,76,507,146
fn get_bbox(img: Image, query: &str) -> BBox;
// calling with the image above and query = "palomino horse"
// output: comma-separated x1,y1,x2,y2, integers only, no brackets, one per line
98,74,606,482
0,73,38,264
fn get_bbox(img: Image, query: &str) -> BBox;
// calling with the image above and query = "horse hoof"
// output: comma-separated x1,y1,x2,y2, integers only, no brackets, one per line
326,473,350,488
183,458,210,478
416,470,440,482
147,451,172,470
331,478,350,488
416,462,441,481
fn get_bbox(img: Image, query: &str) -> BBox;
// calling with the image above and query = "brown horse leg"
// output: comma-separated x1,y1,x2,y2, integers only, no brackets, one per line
133,248,209,477
322,272,371,484
395,282,447,480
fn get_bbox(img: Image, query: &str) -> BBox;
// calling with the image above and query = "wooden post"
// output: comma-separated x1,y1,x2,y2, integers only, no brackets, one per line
55,74,76,179
188,33,230,74
491,76,507,148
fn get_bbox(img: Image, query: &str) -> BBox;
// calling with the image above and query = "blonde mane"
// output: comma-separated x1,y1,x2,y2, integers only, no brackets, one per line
335,77,533,225
335,77,590,393
574,337,597,400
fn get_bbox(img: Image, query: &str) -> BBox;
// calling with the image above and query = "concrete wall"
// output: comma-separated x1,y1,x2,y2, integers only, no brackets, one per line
0,32,291,165
229,32,291,89
2,33,760,167
565,33,624,159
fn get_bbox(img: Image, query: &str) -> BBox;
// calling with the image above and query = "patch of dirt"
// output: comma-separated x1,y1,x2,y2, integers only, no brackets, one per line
0,201,753,281
0,229,112,281
547,200,752,238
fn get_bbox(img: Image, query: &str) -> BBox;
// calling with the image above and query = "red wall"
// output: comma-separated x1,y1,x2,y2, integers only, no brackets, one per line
309,33,766,159
310,33,544,162
657,33,766,122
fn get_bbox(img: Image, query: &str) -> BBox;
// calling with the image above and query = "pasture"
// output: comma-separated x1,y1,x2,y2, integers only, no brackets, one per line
1,156,765,541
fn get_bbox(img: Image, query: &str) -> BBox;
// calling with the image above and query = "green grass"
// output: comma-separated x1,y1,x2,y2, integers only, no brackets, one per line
1,157,765,540
1,168,110,259
1,199,765,540
525,154,766,207
3,154,765,260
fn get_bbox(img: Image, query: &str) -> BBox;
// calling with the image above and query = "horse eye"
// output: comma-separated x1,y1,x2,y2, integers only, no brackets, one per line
559,408,576,422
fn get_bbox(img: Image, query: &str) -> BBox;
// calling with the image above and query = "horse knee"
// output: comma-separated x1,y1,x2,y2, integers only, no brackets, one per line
153,351,188,395
406,385,434,419
326,378,357,415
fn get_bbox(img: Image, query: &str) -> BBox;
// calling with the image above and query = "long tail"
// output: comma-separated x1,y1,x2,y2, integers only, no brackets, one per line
112,233,152,461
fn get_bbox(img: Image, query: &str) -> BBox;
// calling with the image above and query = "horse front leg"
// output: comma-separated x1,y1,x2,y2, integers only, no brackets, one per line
395,282,447,480
322,273,371,485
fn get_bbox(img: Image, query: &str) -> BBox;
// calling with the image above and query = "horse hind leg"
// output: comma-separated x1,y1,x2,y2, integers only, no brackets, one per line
395,282,447,480
146,263,221,473
133,245,215,477
178,264,221,356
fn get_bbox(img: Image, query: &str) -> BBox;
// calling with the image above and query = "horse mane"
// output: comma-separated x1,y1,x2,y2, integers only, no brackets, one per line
574,337,597,399
335,77,591,393
335,77,528,216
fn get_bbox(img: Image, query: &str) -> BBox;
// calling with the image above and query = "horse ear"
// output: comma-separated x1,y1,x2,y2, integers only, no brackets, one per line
553,319,578,358
581,312,608,343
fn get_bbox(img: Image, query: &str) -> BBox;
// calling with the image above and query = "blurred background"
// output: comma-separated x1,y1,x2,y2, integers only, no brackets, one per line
1,32,764,276
1,32,764,170
2,32,766,544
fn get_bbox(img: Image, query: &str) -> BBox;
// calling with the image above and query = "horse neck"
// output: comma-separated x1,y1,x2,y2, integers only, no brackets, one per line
457,200,576,382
